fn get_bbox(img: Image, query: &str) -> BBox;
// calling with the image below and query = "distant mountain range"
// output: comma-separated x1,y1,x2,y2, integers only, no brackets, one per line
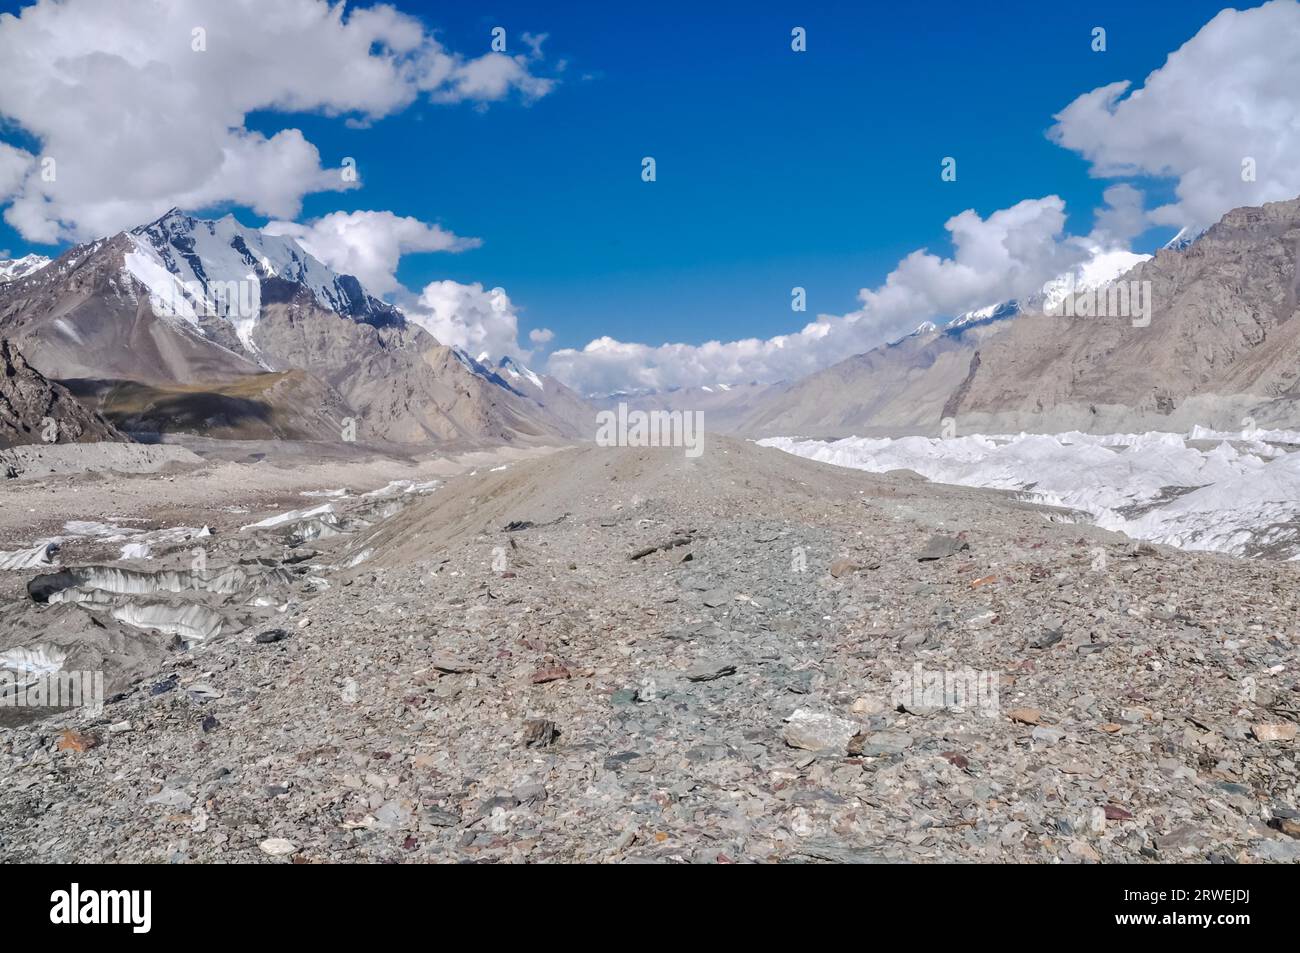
734,198,1300,436
0,209,589,446
6,196,1299,448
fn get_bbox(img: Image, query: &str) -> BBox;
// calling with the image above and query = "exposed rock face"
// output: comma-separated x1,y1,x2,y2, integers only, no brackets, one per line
0,339,125,448
740,196,1300,436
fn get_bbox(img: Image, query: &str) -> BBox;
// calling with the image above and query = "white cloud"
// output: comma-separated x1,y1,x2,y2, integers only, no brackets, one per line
0,0,556,242
1089,183,1148,248
264,210,479,296
0,142,33,203
1049,0,1300,231
407,280,531,360
547,197,1086,395
528,327,554,345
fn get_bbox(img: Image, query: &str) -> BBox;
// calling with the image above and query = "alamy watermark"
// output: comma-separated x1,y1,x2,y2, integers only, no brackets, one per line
150,278,258,321
0,667,103,715
1045,277,1152,327
891,663,999,717
595,403,704,458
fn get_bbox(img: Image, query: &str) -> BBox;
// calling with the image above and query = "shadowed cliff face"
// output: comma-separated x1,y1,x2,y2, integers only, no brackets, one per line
0,338,125,449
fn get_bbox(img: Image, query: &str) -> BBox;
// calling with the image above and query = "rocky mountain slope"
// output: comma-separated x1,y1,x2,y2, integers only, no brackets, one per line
740,197,1300,436
0,211,590,445
0,338,125,449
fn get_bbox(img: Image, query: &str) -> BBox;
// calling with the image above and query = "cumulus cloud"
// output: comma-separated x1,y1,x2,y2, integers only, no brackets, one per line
406,280,532,361
0,0,556,242
1089,183,1148,248
264,210,479,296
547,197,1086,395
528,327,555,345
1049,0,1300,231
0,142,33,203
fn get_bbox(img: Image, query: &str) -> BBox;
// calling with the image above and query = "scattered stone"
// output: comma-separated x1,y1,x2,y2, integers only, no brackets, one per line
1029,628,1063,650
685,661,737,682
259,838,297,857
829,558,859,578
1252,722,1297,742
521,719,559,748
430,654,474,674
254,628,289,644
782,709,858,755
917,534,969,561
1008,707,1041,725
701,589,731,608
55,730,100,753
531,666,571,685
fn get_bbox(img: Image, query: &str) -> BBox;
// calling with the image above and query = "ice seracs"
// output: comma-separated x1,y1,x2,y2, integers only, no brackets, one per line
761,428,1300,559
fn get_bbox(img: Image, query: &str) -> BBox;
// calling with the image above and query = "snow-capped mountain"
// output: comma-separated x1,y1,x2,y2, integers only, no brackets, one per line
943,247,1152,334
496,355,546,392
0,253,51,284
125,208,399,353
1163,225,1208,251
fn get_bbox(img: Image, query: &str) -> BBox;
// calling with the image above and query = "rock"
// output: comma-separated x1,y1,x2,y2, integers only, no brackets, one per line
1270,817,1300,839
254,628,289,644
1029,628,1064,650
1154,825,1207,852
684,661,737,682
1252,722,1297,742
850,730,914,756
430,654,474,674
1253,838,1300,862
829,558,859,578
145,788,192,809
1008,707,1041,725
1031,726,1065,744
701,589,731,608
521,719,559,748
782,709,859,755
55,729,100,753
1068,840,1100,861
531,666,571,684
259,838,297,857
917,534,969,561
851,696,887,716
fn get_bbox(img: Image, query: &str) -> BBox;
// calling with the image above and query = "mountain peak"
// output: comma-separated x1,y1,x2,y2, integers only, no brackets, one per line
0,252,52,284
121,208,402,356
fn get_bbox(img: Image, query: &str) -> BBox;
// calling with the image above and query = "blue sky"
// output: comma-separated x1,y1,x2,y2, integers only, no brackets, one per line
1,0,1292,391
